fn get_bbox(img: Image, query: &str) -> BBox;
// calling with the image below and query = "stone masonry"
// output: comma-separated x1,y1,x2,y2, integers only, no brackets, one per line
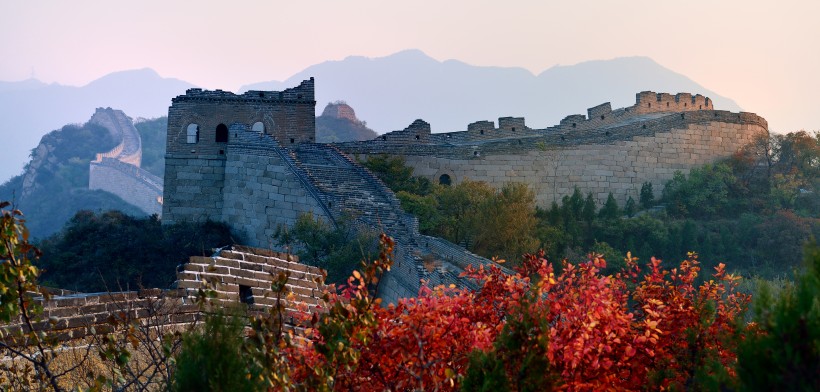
87,108,164,215
337,92,766,207
162,81,767,301
162,79,498,302
0,246,327,345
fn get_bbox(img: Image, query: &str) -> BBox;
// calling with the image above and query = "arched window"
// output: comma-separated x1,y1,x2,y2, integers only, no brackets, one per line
216,123,228,143
186,124,199,144
439,174,451,186
252,122,265,134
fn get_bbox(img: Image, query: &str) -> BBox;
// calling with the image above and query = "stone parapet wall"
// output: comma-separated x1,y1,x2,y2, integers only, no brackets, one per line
338,108,768,206
89,158,163,215
418,235,497,273
1,246,327,345
175,246,327,315
1,289,199,345
89,107,143,167
404,120,764,206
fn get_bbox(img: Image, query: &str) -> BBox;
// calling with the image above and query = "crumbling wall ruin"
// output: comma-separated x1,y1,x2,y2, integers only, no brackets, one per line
0,246,328,344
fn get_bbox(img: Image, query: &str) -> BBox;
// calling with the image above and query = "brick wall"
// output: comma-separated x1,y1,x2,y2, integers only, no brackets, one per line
337,92,767,207
1,246,327,345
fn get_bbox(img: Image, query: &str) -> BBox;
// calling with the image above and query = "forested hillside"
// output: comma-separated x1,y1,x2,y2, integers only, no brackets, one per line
0,122,145,237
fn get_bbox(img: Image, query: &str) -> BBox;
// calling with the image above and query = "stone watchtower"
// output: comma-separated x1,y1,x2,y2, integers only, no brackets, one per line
162,78,316,224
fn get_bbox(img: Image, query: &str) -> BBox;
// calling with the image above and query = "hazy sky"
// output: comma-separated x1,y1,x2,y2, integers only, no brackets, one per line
1,0,818,132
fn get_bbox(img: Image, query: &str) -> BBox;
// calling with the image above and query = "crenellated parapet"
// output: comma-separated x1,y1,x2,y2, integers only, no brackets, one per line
167,78,316,155
89,107,143,167
634,91,712,114
336,91,768,207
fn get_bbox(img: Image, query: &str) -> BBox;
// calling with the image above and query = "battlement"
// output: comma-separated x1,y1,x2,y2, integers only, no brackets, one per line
175,78,315,104
467,120,495,132
360,91,723,148
634,91,712,114
374,119,432,144
165,79,317,158
498,117,526,131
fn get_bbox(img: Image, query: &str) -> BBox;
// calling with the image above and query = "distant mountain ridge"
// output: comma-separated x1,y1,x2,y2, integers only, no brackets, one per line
1,50,743,182
0,68,195,182
241,50,742,133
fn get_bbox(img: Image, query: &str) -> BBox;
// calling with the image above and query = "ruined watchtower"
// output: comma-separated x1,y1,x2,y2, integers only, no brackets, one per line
162,78,318,226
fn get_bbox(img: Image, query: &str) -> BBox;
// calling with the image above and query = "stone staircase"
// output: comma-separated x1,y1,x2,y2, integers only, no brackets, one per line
229,128,500,301
288,143,422,299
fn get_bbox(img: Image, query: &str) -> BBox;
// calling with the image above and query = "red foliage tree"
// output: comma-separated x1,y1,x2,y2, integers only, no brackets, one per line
249,236,750,391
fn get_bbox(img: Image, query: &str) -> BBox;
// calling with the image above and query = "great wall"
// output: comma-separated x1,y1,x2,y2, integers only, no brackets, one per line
87,108,163,216
1,246,327,344
161,78,768,301
1,78,769,341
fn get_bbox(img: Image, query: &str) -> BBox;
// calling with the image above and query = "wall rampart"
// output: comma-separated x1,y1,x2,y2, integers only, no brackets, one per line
89,158,163,215
337,93,767,207
1,246,327,345
88,107,143,167
221,130,331,248
634,91,712,114
163,79,320,228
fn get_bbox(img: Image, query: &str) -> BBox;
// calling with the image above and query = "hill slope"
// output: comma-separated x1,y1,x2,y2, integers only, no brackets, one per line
0,69,194,182
316,101,378,142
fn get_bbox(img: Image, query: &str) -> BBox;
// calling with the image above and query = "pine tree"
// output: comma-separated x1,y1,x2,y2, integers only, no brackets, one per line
624,196,636,217
582,192,596,224
598,193,620,220
736,242,820,391
640,182,655,209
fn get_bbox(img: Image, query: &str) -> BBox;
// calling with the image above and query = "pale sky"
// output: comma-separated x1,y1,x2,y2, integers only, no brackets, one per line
1,0,819,132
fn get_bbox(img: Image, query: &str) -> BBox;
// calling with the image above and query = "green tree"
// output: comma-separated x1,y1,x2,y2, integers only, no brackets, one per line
37,211,233,292
598,193,620,221
662,164,739,218
433,180,495,247
471,183,540,263
582,192,596,225
640,181,655,209
361,154,434,195
172,309,263,392
624,196,636,218
274,213,378,284
736,241,820,391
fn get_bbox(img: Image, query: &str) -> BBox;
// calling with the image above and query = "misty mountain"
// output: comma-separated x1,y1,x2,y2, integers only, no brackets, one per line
0,69,195,182
242,49,742,134
1,50,744,183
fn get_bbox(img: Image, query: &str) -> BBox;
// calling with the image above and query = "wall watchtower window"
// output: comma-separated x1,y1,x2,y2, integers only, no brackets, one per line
252,121,265,134
216,123,229,143
186,124,199,144
239,285,254,305
439,174,451,186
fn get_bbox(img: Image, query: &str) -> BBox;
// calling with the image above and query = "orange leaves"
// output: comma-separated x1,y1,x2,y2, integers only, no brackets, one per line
263,241,750,391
